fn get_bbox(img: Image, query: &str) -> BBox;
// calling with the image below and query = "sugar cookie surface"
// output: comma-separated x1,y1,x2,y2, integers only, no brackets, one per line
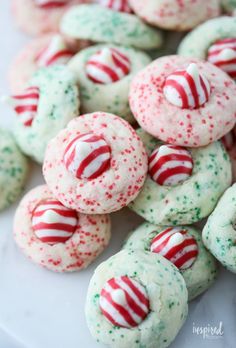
0,128,28,211
43,113,148,214
14,185,111,272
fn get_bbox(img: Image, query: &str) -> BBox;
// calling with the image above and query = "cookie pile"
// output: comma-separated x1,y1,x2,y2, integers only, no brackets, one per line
2,0,236,347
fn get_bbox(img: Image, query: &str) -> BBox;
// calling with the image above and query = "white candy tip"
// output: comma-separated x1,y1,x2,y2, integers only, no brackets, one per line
1,95,12,105
220,48,236,60
112,289,126,305
100,48,114,64
186,63,199,78
51,34,65,46
44,209,57,222
171,232,185,245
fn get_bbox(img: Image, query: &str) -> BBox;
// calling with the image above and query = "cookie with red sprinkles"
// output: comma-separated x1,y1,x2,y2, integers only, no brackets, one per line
85,249,188,348
123,223,218,301
9,33,87,93
11,0,90,36
43,112,148,214
128,0,220,31
14,185,111,272
129,129,232,226
129,55,236,147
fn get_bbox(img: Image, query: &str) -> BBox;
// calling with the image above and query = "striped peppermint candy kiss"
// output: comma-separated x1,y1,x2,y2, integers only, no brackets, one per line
36,35,73,67
32,199,78,244
99,276,150,328
34,0,70,8
63,132,111,180
163,63,211,109
9,86,40,127
150,227,198,270
207,38,236,79
85,48,131,84
148,145,193,186
98,0,133,13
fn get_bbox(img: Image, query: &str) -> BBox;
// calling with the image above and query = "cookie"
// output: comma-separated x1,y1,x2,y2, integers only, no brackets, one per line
8,34,87,93
11,0,89,36
0,128,28,211
60,4,163,50
5,65,79,163
129,0,220,31
202,183,236,273
85,249,188,348
68,44,151,123
123,223,218,301
14,185,111,272
178,16,236,80
129,129,232,226
129,55,236,147
43,112,148,214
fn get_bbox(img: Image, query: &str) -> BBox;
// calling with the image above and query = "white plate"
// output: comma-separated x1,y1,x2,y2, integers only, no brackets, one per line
0,2,236,347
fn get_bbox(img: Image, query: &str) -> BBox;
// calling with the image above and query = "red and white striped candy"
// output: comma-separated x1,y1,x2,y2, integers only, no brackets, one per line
148,145,193,186
32,199,78,244
36,35,73,67
63,132,111,180
85,47,131,84
98,0,133,13
150,227,198,270
34,0,70,8
163,63,211,109
10,86,40,127
207,38,236,79
99,276,149,328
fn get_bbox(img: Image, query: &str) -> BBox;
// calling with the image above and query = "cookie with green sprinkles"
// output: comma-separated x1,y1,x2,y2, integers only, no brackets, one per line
4,65,79,163
60,4,163,50
178,16,236,79
68,44,151,123
123,223,219,301
85,249,188,348
202,183,236,273
129,129,232,226
0,128,28,211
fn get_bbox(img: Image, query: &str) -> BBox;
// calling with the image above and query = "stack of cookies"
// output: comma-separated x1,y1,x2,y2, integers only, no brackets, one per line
1,0,236,347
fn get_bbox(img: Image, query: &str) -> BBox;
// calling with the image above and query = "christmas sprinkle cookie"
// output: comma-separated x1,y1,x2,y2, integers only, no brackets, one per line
129,129,232,226
43,112,148,214
85,249,188,348
14,185,111,272
68,44,151,123
0,128,28,211
5,65,79,163
202,183,236,273
8,34,87,93
178,17,236,80
12,0,90,36
123,223,218,301
129,0,220,31
129,55,236,147
60,4,163,50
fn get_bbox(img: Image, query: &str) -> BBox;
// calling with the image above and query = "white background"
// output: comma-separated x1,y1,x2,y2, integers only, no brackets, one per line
0,1,236,348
